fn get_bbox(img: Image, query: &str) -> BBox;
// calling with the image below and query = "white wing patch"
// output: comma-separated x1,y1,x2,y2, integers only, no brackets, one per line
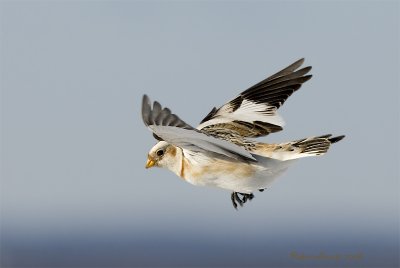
197,99,285,130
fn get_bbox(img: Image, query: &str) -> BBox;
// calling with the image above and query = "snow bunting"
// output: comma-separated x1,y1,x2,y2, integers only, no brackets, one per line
141,58,344,209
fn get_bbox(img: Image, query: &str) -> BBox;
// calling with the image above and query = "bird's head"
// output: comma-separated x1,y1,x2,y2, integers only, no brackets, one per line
145,141,180,170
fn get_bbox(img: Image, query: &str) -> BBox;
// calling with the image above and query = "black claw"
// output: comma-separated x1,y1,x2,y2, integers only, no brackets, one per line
248,193,254,200
259,188,265,192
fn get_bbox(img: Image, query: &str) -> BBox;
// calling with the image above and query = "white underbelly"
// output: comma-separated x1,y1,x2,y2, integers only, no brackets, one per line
184,157,295,193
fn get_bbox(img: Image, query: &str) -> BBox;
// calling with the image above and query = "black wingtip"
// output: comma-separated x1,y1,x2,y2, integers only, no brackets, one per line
285,58,306,72
141,94,195,133
200,107,218,124
299,66,312,73
329,135,345,144
142,94,150,104
141,94,152,126
296,58,305,65
303,74,313,82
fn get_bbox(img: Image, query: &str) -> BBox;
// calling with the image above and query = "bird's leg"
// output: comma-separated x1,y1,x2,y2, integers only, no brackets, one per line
230,192,254,209
234,192,244,207
239,193,254,204
231,192,238,210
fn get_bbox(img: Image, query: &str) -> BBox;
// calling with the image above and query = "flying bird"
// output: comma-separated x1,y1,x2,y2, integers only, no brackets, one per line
141,59,344,209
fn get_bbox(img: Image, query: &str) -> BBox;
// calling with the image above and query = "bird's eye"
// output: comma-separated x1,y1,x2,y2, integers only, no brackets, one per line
156,149,164,156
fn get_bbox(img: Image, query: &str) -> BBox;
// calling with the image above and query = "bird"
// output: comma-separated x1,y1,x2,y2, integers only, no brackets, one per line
141,58,345,209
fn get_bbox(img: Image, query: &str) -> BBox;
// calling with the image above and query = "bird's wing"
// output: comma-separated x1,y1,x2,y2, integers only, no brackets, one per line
197,58,312,138
141,95,256,161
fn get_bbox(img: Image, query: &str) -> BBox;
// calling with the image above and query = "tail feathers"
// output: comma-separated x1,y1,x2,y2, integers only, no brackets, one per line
252,134,345,161
293,138,330,155
327,135,345,144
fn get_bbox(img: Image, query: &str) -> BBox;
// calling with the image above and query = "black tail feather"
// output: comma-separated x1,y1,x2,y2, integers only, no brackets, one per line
328,135,345,144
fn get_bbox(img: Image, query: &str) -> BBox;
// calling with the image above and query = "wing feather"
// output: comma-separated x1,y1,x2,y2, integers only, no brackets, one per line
141,95,256,161
198,59,312,137
142,94,193,130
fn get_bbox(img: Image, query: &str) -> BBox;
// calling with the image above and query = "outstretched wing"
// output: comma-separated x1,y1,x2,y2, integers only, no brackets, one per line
198,58,312,137
141,95,256,161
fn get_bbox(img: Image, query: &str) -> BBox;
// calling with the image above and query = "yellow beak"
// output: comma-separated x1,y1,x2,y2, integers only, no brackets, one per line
145,158,156,169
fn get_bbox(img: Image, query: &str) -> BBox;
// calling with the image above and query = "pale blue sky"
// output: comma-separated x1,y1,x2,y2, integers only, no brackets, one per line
1,1,399,267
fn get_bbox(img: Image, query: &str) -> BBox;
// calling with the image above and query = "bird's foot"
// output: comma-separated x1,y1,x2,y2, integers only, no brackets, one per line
231,192,254,210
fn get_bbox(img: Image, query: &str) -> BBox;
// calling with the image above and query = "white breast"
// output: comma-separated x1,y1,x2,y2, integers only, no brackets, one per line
182,152,296,193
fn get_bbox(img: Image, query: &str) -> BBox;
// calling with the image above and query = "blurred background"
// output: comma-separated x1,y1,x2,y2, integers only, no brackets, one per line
1,1,399,267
